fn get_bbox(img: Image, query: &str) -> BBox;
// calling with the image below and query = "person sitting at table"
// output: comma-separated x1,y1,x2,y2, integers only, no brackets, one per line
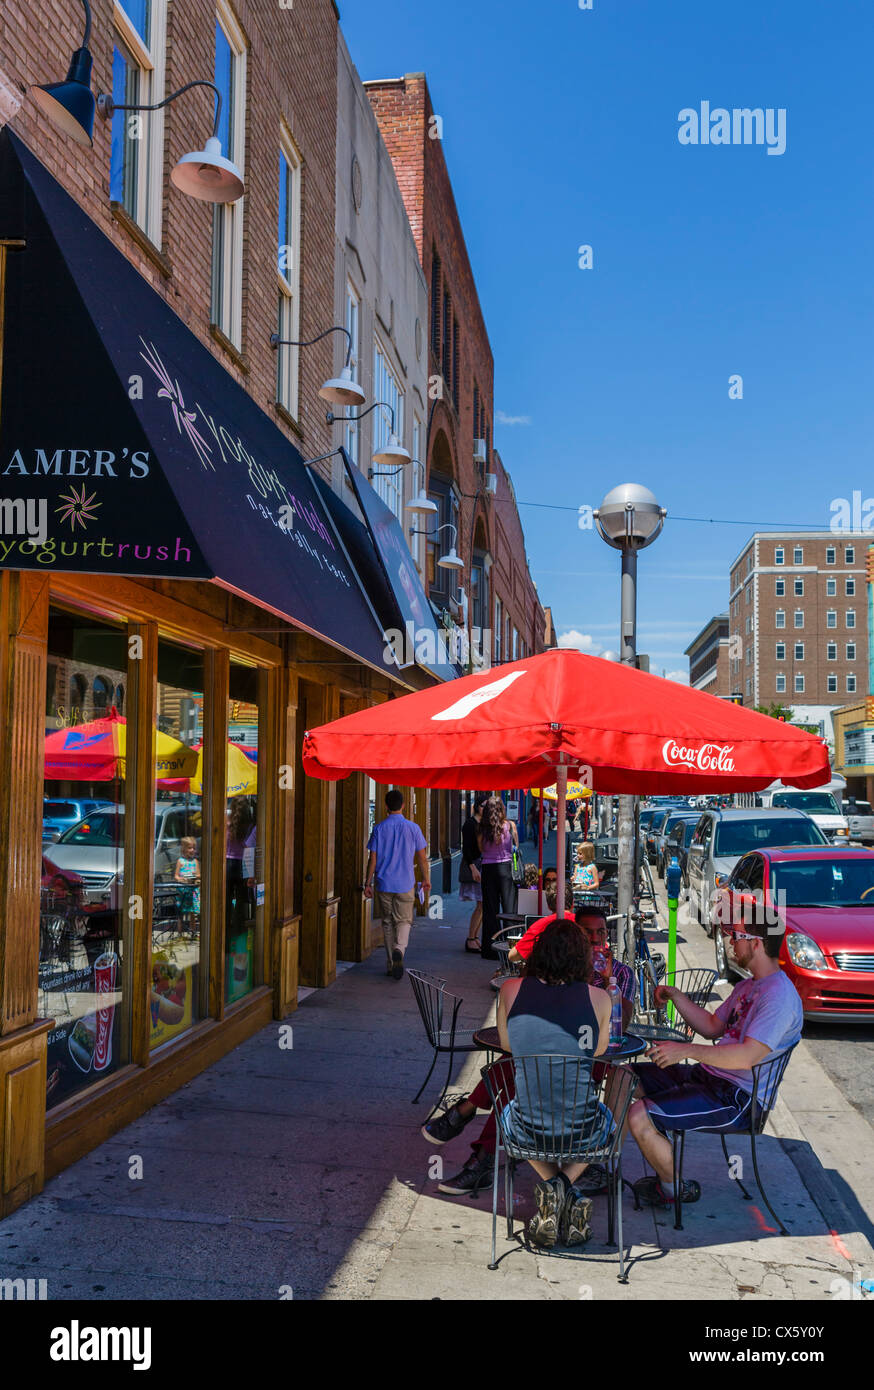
573,841,600,891
427,912,628,1220
627,915,803,1211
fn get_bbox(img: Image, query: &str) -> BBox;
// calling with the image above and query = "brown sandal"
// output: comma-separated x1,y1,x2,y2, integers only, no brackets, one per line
465,937,481,953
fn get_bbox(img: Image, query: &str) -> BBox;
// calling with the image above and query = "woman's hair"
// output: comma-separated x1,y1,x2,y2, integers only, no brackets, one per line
473,793,490,813
527,919,592,986
523,862,540,888
480,796,507,844
579,842,596,866
228,797,254,841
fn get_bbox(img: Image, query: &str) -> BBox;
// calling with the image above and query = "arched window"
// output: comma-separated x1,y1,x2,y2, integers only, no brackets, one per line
93,676,111,712
115,684,125,713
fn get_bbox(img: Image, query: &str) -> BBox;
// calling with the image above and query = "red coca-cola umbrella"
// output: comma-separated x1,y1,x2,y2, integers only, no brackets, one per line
303,648,830,916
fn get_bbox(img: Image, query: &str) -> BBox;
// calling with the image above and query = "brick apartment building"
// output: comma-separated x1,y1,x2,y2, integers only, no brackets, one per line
728,532,870,735
685,613,732,696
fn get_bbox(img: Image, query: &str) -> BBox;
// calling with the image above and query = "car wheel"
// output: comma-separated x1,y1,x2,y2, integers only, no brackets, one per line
700,889,713,937
714,923,740,983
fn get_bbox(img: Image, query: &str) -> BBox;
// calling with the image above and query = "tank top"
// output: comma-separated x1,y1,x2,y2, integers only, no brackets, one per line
481,820,513,864
507,977,600,1136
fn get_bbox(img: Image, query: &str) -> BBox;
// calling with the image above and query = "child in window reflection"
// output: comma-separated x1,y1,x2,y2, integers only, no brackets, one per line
174,837,201,924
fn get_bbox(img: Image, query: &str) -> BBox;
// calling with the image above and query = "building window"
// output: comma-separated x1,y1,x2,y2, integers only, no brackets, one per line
827,610,837,628
827,674,837,693
847,642,856,661
430,250,441,355
512,627,519,662
746,678,752,697
846,546,855,564
775,547,784,565
846,577,856,596
109,1,166,244
826,546,835,565
794,610,804,629
794,578,804,596
794,643,804,661
494,598,503,662
410,420,423,567
373,340,405,520
827,642,837,661
776,674,786,693
847,609,856,629
211,5,247,349
745,584,751,604
441,289,452,386
452,316,460,410
775,642,786,661
794,673,805,693
775,578,785,597
745,616,751,635
848,675,857,693
426,475,458,600
793,546,803,564
826,578,836,596
343,279,361,464
276,134,302,418
745,647,752,666
775,609,785,629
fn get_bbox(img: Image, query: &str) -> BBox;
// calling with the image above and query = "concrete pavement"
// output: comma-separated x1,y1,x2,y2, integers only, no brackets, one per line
1,874,872,1301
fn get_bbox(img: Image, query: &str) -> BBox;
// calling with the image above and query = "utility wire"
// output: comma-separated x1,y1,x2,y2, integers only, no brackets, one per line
516,499,834,529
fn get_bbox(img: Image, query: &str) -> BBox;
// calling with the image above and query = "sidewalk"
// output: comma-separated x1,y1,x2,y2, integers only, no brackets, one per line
0,889,871,1300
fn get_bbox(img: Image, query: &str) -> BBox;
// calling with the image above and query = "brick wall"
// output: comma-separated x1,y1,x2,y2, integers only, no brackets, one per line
1,0,339,476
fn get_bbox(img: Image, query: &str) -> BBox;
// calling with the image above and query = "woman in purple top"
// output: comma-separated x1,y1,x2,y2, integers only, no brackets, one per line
478,796,519,961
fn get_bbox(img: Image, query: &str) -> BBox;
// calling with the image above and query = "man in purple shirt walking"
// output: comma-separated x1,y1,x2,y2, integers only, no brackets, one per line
365,790,430,980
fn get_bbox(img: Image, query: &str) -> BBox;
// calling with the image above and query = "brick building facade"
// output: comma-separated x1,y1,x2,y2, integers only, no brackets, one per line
685,613,732,697
729,532,870,733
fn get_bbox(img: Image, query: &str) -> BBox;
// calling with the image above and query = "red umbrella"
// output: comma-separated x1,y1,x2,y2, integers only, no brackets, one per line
303,648,830,917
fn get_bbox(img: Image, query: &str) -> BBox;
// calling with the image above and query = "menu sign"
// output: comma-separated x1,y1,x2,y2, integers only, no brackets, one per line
43,949,121,1109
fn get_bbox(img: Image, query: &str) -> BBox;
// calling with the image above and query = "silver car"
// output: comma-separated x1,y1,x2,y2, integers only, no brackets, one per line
686,807,827,934
845,799,874,846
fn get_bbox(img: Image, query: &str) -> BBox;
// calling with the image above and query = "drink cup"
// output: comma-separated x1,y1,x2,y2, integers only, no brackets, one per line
93,950,118,1072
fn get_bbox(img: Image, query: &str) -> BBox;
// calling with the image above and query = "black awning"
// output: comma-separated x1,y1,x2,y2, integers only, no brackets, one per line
0,132,394,675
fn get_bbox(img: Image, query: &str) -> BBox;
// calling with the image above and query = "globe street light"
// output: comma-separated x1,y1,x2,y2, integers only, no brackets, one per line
594,484,666,961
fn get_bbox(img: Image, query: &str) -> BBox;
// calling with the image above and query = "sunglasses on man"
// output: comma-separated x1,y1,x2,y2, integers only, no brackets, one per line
719,926,760,943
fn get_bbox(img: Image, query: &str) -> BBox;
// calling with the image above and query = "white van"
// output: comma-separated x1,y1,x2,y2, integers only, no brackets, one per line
754,777,849,845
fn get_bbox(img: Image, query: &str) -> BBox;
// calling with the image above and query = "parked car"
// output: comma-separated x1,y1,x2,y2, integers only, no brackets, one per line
655,811,702,878
663,817,699,887
714,846,874,1020
686,808,828,933
42,802,202,918
844,800,874,846
646,807,681,864
42,797,113,845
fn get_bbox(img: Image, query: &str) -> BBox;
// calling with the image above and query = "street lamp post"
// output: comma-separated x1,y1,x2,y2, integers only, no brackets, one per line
594,484,666,963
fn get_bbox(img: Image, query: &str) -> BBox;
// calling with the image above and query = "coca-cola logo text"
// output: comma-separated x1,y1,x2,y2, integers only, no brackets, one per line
662,739,736,773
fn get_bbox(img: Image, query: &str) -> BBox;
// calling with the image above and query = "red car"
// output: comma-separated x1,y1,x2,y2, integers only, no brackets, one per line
715,846,874,1021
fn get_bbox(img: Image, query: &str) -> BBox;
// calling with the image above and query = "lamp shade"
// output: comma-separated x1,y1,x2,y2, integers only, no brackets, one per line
319,366,366,408
437,546,464,571
30,47,95,147
171,136,244,203
373,433,411,468
405,491,437,516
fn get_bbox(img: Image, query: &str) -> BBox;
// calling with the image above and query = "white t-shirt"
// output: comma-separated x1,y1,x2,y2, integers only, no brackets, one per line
703,972,803,1099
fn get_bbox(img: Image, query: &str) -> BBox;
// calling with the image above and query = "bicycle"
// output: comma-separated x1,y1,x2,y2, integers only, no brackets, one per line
606,902,666,1019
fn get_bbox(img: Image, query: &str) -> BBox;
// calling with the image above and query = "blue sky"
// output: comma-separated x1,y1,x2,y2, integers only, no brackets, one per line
340,0,874,679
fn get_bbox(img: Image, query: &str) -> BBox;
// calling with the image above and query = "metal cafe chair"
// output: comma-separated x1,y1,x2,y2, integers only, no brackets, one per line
482,1056,639,1282
632,967,718,1042
645,1045,798,1233
491,924,525,981
407,970,485,1120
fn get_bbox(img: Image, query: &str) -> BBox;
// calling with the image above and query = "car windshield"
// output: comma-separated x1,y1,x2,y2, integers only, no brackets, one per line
771,792,839,815
665,814,697,834
714,817,825,856
57,810,123,847
44,801,79,819
849,802,873,817
770,857,874,907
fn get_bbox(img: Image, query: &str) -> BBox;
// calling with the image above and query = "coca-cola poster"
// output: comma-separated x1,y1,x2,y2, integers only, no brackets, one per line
662,739,737,774
43,951,121,1109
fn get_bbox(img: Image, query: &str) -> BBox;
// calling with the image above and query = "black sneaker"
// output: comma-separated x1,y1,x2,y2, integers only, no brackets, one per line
422,1105,474,1145
633,1175,701,1210
437,1151,495,1197
528,1175,567,1248
391,948,404,980
562,1186,593,1247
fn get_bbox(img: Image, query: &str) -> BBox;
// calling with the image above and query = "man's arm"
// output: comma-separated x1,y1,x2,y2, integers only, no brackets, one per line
647,1035,770,1071
656,986,727,1040
363,850,377,900
415,846,431,890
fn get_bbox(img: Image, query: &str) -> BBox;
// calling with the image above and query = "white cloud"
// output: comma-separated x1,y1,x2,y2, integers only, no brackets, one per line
557,630,604,654
496,411,532,426
664,669,690,685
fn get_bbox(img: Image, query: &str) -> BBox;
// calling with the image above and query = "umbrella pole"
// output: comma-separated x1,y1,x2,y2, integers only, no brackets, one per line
538,792,544,913
555,766,568,921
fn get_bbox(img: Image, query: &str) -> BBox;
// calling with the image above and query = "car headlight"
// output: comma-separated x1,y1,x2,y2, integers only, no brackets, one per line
785,932,827,971
835,828,849,837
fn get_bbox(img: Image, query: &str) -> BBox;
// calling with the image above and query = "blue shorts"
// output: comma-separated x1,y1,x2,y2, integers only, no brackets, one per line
499,1099,614,1154
631,1062,752,1134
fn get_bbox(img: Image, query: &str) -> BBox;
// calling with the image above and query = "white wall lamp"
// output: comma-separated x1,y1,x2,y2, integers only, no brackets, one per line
409,522,465,571
327,401,411,471
271,326,366,408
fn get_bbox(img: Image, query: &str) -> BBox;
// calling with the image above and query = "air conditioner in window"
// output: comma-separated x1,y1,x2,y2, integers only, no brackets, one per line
473,438,487,466
485,472,498,495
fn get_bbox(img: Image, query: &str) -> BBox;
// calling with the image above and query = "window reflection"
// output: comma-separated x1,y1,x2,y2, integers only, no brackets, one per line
225,663,261,1003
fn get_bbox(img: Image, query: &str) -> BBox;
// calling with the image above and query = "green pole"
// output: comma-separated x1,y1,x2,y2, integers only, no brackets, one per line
664,859,682,1026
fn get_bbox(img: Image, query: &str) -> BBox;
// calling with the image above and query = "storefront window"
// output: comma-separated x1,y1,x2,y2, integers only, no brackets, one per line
41,609,129,1109
150,640,204,1050
225,662,263,1003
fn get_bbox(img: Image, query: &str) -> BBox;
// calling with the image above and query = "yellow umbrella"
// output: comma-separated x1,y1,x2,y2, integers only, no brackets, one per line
161,741,258,796
46,710,199,782
531,782,592,802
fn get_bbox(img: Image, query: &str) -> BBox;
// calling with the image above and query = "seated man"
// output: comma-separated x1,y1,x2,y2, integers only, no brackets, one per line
628,916,803,1209
426,909,635,1200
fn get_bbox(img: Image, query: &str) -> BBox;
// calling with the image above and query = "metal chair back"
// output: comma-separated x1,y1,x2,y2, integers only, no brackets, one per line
481,1055,637,1165
407,969,460,1049
748,1045,796,1134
